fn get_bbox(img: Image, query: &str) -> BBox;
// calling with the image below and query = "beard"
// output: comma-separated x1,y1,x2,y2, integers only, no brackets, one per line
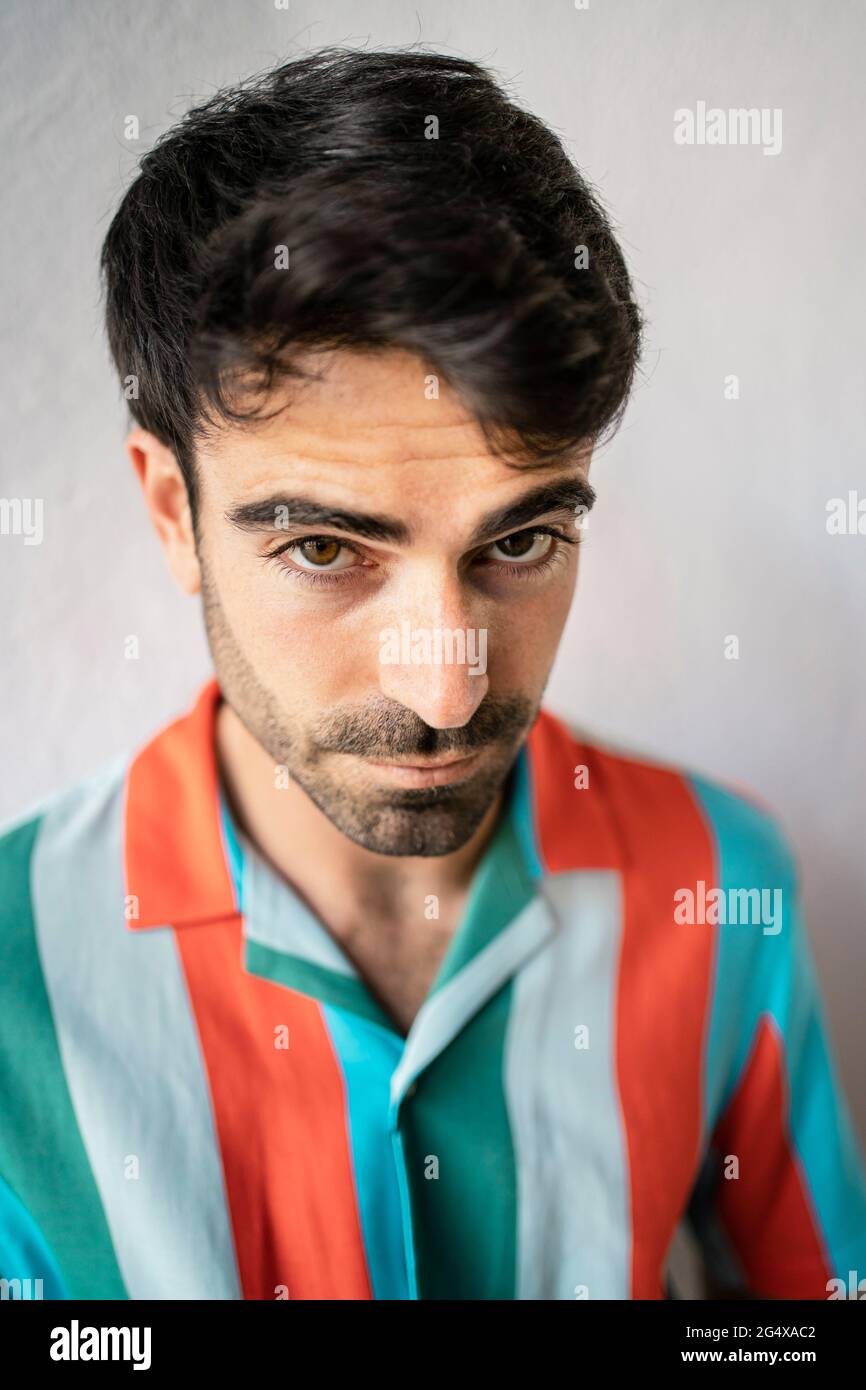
199,559,539,857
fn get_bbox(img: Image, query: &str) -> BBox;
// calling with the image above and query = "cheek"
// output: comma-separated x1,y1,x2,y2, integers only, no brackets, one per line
215,554,379,690
486,566,576,676
488,601,569,680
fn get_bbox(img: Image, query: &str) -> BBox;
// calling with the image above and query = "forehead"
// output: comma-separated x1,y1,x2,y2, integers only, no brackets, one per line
197,347,589,518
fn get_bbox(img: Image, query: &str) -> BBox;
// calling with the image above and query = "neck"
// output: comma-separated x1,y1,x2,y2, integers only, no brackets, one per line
214,699,506,929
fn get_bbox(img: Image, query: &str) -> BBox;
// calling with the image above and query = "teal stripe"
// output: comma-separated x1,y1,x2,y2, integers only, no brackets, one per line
390,1124,419,1299
322,1006,409,1300
244,939,397,1030
218,791,244,910
0,1171,68,1298
430,756,538,993
689,774,866,1280
32,764,242,1298
510,743,544,880
398,983,518,1298
0,813,127,1298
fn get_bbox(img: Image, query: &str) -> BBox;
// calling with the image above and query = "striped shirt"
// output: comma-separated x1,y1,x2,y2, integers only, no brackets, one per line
1,678,865,1300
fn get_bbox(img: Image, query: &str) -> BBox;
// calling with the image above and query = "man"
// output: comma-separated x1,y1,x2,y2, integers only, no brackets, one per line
2,47,865,1302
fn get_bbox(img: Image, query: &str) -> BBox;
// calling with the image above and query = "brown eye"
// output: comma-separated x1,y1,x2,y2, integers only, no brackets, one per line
298,537,343,567
487,530,554,564
497,532,538,558
271,534,363,580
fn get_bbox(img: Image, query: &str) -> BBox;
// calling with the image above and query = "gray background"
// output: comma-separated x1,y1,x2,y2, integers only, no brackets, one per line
1,0,864,1174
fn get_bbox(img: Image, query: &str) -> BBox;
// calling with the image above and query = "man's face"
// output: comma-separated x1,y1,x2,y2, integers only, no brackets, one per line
190,348,592,857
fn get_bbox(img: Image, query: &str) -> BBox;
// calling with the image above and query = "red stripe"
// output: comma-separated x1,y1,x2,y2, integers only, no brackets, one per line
175,918,373,1300
124,680,235,928
714,1015,832,1298
124,679,372,1298
529,718,716,1298
526,711,622,870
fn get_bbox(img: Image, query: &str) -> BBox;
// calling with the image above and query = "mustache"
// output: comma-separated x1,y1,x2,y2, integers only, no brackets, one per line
312,695,534,760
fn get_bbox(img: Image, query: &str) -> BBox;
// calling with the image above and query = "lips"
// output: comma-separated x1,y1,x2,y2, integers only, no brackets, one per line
364,751,481,788
376,754,473,769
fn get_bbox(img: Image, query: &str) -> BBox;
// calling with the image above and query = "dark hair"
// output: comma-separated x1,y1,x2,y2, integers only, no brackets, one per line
100,45,643,517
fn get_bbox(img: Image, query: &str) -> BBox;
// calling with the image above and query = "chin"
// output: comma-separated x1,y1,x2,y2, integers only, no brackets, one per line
327,792,495,858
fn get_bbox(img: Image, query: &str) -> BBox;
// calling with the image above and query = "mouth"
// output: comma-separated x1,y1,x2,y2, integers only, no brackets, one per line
363,751,482,788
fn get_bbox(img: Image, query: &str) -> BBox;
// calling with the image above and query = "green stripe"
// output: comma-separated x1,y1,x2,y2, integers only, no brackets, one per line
399,981,518,1298
395,776,533,1297
0,816,127,1298
244,938,398,1033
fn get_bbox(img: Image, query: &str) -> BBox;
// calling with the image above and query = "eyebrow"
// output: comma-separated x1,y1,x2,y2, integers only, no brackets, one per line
468,477,596,546
225,476,596,547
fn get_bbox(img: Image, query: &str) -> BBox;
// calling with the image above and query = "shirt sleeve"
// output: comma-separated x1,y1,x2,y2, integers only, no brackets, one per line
685,788,866,1300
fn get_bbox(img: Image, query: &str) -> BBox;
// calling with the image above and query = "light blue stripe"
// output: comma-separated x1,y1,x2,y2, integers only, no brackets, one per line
244,842,359,978
32,762,243,1299
504,870,630,1298
390,895,557,1108
321,1006,409,1300
689,773,866,1281
219,788,359,975
0,1171,68,1298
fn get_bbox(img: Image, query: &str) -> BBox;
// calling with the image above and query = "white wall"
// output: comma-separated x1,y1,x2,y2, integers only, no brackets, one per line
1,0,863,1144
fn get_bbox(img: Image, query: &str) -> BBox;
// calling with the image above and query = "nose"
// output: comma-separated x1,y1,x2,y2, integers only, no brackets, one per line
376,572,489,730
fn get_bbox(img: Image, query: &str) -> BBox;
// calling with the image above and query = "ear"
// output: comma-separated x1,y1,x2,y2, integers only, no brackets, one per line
126,428,201,594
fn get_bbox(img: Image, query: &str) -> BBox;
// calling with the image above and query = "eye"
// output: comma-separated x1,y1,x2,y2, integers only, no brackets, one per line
284,536,359,571
485,530,557,564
